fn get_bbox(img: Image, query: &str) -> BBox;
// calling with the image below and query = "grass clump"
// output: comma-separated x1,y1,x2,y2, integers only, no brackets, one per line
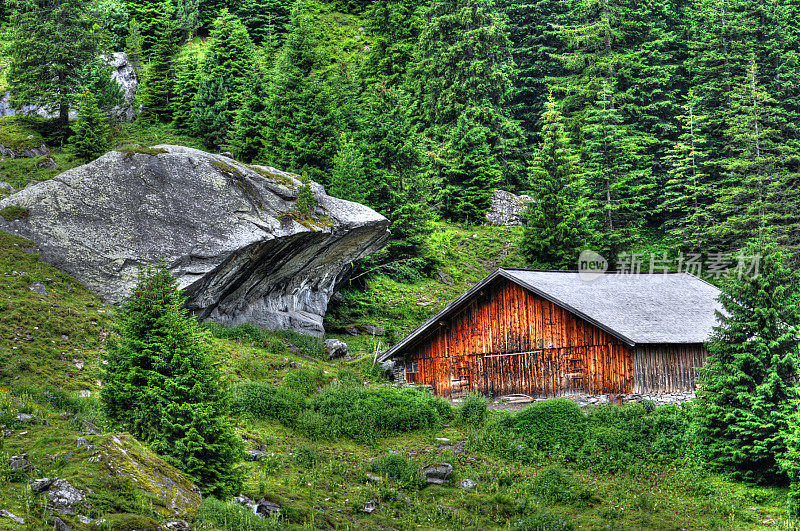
280,367,326,397
0,205,29,221
528,467,594,505
299,385,451,444
195,498,282,531
455,392,487,427
293,445,326,469
368,453,423,488
232,381,307,426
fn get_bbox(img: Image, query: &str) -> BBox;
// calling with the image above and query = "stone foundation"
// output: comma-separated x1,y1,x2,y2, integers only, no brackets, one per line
566,392,696,407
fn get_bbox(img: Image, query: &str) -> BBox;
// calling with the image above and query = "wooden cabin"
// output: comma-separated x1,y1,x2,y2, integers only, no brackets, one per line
379,269,722,399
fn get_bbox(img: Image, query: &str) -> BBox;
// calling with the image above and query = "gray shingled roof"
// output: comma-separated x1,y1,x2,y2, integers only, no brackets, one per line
380,269,722,361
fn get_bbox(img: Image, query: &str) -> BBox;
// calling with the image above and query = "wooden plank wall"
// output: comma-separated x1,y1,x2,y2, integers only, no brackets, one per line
403,277,635,398
632,344,707,393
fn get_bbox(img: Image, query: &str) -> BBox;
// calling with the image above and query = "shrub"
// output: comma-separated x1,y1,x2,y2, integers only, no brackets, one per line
195,498,282,531
299,386,450,444
293,445,325,469
529,467,593,505
231,381,307,426
280,367,325,397
514,398,586,452
456,392,488,427
336,368,363,388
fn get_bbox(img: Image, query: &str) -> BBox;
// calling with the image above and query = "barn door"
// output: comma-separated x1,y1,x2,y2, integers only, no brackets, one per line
450,356,471,399
564,351,585,395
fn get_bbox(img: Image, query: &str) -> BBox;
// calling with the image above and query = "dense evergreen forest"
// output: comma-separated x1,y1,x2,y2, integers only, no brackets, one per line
7,0,800,273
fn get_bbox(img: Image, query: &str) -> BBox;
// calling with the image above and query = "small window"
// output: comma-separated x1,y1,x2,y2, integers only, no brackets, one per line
406,361,419,374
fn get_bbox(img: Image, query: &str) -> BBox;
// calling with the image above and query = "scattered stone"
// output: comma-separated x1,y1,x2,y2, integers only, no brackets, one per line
435,437,451,444
325,338,349,360
362,499,378,514
358,324,385,336
77,390,91,398
38,157,59,170
74,361,84,371
344,326,360,336
458,479,477,489
365,473,382,483
0,182,14,195
422,463,453,485
82,421,101,435
762,518,776,526
485,189,534,226
51,515,72,531
16,413,34,422
0,509,24,524
30,477,55,493
76,437,88,448
417,301,432,307
77,515,93,524
435,271,455,286
9,453,29,470
245,450,265,460
41,478,84,515
255,498,281,517
218,151,234,159
162,518,191,530
233,495,256,512
29,282,47,295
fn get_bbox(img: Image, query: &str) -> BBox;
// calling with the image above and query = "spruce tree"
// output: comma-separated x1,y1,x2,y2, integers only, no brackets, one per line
521,95,592,268
581,81,653,259
228,67,270,162
171,46,201,134
202,10,255,108
695,240,800,484
126,0,174,59
406,0,526,188
191,77,231,150
329,133,368,204
70,89,111,162
8,0,99,131
102,266,243,496
139,16,179,121
437,111,503,223
125,18,145,77
363,0,425,87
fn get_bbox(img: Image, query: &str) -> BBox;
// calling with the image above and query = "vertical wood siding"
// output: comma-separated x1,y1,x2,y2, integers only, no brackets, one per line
402,277,637,398
632,344,707,393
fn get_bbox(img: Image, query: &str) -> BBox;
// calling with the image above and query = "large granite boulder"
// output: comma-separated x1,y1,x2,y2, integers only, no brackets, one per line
0,145,389,335
485,189,534,226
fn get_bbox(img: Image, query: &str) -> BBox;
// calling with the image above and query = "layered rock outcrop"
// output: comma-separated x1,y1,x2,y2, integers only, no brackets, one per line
0,145,389,335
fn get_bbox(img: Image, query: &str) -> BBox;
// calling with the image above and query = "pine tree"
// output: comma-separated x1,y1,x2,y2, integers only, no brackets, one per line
126,0,174,59
329,133,368,204
521,95,592,268
363,0,425,87
125,17,145,77
191,77,231,150
102,266,243,496
139,16,179,121
228,66,270,162
259,0,339,183
406,0,526,188
175,0,200,42
8,0,100,131
437,111,503,223
70,89,111,161
695,240,800,484
234,0,294,46
202,10,255,108
706,58,798,252
658,89,711,250
581,81,653,259
171,46,201,134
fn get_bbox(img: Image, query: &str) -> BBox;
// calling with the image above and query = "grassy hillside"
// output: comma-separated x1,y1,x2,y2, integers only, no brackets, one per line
0,220,795,530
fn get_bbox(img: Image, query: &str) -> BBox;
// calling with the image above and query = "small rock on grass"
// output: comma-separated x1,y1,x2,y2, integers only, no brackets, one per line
362,499,378,514
29,282,47,295
422,463,453,485
458,479,477,489
365,473,382,483
0,509,24,524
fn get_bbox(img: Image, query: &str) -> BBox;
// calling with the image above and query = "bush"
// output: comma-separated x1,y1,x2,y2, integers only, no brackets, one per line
195,498,282,531
299,386,450,444
514,399,586,452
231,381,307,426
577,425,635,473
456,392,488,427
529,467,593,505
